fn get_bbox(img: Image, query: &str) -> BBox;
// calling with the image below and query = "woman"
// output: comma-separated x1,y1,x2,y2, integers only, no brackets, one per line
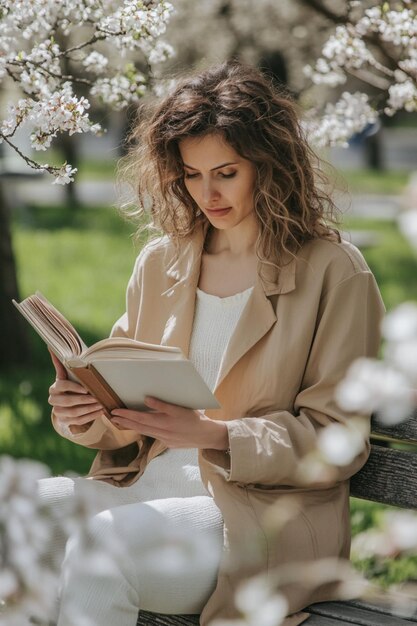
46,60,385,626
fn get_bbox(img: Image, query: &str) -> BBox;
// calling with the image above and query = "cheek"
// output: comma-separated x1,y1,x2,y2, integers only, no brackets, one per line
184,181,201,201
236,184,254,209
184,182,196,203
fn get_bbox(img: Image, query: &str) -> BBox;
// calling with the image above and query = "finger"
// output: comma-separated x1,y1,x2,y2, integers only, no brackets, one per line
72,410,104,425
48,393,101,408
49,349,68,381
144,396,184,416
49,379,89,395
111,409,168,427
111,416,169,437
62,410,104,427
54,403,104,421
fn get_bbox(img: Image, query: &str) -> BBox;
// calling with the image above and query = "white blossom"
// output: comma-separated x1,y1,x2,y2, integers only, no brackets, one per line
382,303,417,343
0,458,60,622
0,0,174,183
28,82,99,150
90,71,147,110
53,163,78,185
317,423,365,467
386,79,417,115
0,457,111,624
305,3,417,145
399,210,417,250
83,51,109,74
211,575,288,626
148,40,175,65
336,357,415,425
307,92,377,148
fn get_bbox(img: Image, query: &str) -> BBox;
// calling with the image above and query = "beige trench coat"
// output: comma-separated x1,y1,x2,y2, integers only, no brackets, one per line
53,224,385,625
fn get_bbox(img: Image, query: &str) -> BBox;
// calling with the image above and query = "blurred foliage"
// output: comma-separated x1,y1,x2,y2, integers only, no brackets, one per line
351,498,417,587
342,217,417,312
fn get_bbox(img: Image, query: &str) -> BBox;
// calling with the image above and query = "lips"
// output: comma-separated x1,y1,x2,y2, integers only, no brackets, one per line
205,206,232,216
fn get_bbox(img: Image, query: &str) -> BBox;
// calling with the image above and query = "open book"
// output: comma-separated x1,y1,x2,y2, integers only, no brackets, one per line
13,292,220,414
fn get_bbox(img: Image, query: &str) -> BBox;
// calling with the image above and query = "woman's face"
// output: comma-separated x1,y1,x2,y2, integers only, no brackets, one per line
178,133,257,230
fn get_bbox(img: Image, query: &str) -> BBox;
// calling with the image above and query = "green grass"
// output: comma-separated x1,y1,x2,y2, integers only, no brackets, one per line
338,169,412,195
2,205,142,474
341,217,417,311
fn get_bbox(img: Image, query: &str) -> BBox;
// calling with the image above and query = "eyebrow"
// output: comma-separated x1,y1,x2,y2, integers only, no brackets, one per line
183,161,238,171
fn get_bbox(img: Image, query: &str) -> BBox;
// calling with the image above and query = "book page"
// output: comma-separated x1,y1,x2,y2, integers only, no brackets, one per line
13,292,86,362
83,337,183,360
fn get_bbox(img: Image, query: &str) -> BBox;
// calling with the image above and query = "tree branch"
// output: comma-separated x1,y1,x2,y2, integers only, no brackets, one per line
297,0,348,24
0,134,62,176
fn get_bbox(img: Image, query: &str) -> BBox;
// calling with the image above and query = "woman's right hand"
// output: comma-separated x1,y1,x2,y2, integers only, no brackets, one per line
48,350,105,428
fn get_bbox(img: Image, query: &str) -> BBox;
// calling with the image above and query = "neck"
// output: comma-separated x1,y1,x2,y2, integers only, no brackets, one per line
207,214,259,256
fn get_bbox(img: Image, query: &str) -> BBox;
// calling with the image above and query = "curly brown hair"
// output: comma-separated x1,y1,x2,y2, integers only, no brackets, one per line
119,60,341,268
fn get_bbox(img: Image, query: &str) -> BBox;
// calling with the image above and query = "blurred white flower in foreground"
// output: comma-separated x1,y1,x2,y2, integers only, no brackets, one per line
0,456,55,625
336,357,415,425
317,422,365,466
210,575,288,626
0,457,94,625
210,557,367,626
399,173,417,252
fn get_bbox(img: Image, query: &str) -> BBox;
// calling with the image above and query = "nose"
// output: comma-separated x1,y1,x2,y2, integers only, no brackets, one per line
202,179,220,205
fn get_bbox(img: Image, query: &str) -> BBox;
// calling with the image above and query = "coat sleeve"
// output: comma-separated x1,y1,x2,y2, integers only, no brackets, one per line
202,271,385,487
51,251,146,451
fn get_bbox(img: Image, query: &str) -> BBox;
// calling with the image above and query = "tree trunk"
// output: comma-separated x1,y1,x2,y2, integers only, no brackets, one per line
60,132,80,208
0,181,30,369
365,131,384,171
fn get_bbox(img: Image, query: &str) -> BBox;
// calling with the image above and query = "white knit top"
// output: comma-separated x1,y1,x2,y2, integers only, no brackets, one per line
189,286,254,391
140,286,254,498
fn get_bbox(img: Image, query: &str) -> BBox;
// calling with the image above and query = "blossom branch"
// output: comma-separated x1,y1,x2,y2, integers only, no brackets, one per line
0,0,174,185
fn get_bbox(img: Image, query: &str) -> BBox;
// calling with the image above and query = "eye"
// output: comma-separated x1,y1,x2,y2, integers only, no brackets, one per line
219,172,236,179
184,172,199,179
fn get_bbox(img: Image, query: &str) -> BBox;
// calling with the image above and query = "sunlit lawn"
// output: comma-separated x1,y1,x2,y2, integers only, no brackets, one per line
2,198,417,587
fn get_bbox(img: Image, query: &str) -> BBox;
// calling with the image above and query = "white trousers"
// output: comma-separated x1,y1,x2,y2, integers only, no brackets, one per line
38,451,223,626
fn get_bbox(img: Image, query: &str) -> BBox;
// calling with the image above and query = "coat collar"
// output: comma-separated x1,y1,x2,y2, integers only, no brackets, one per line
160,222,299,392
165,221,297,296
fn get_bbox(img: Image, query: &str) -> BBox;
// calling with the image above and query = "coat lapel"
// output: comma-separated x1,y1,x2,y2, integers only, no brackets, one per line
159,224,206,356
159,223,297,391
213,253,296,392
213,280,276,391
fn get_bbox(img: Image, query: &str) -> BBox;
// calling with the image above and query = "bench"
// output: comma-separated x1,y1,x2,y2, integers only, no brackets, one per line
137,414,417,625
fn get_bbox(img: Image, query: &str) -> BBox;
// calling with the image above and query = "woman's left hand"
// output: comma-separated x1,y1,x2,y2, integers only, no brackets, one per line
110,396,229,451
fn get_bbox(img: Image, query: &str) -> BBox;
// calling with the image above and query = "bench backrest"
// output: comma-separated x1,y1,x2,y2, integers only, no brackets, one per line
350,412,417,509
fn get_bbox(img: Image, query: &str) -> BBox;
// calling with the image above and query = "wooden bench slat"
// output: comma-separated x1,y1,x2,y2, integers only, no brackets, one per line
136,611,199,625
307,601,417,625
304,614,362,625
371,411,417,445
348,598,417,621
350,444,417,508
